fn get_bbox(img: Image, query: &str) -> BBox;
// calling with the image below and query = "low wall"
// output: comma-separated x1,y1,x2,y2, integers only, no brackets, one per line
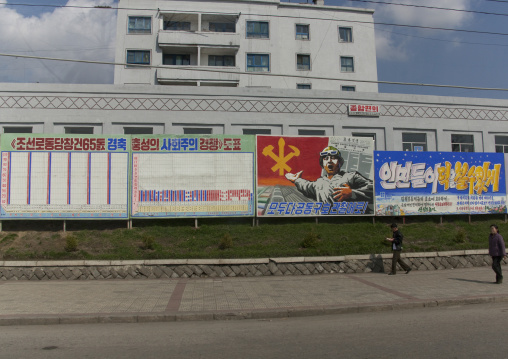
0,250,500,280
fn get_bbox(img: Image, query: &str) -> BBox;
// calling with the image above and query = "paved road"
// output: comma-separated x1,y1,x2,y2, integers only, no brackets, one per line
0,267,507,325
1,302,508,358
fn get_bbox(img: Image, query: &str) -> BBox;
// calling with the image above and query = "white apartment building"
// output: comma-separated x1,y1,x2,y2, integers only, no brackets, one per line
114,0,378,92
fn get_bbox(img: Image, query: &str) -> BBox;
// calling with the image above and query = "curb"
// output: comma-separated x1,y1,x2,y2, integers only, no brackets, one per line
2,294,507,326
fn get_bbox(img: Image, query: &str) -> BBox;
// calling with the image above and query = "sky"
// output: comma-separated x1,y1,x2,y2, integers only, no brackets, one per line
0,0,507,99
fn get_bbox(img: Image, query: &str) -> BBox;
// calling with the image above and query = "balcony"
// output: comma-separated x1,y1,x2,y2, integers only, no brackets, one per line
158,31,240,49
157,66,240,85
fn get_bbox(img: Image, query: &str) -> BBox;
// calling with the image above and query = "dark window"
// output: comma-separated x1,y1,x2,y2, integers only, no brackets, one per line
402,133,427,151
296,24,309,40
495,136,508,153
243,129,271,135
341,86,356,92
208,55,235,67
184,128,213,134
339,27,352,42
451,134,474,152
297,54,310,70
297,84,311,89
126,50,150,65
298,129,325,136
341,56,354,72
247,54,269,72
124,127,153,135
128,16,151,34
65,127,94,134
163,21,191,31
4,126,32,133
209,22,235,32
163,54,190,65
246,21,269,38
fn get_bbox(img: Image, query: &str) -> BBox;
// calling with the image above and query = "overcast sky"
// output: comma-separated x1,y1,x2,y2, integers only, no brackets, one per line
1,0,507,100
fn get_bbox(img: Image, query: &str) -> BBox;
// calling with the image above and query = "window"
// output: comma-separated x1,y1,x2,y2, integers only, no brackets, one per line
163,21,191,31
353,133,376,149
4,126,32,133
451,134,474,152
65,127,94,134
184,128,213,134
402,133,427,151
208,55,235,67
297,54,311,71
247,54,269,72
128,16,151,34
341,56,354,72
297,84,311,89
243,129,271,135
163,54,190,65
339,27,353,42
341,86,356,92
298,129,325,136
246,21,269,38
296,24,309,40
124,127,153,135
495,136,508,153
209,22,235,32
126,50,150,65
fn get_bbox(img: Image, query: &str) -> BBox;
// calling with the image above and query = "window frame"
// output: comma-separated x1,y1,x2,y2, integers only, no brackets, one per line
296,54,311,71
451,134,475,152
127,16,152,34
246,53,270,72
297,84,312,90
126,49,151,65
340,56,354,73
246,20,269,39
163,54,191,66
209,22,235,33
163,21,191,31
3,126,33,133
339,26,353,43
65,127,94,134
495,135,508,153
402,132,427,152
208,55,235,67
242,128,272,135
298,129,325,136
295,24,310,40
341,85,356,92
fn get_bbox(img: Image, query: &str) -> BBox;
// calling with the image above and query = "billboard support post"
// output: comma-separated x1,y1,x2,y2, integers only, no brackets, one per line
195,218,198,229
315,217,318,225
372,217,375,225
469,215,472,224
63,220,66,233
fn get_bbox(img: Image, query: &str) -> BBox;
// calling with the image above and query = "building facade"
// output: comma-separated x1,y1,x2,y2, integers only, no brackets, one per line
0,83,507,154
114,0,378,92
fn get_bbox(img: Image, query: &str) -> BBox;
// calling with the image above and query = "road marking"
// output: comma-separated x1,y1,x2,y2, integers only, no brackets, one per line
166,279,188,311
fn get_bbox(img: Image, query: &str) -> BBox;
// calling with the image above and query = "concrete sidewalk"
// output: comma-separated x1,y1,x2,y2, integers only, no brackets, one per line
0,267,507,326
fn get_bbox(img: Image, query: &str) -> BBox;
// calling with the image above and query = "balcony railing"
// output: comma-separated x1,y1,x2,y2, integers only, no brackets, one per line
157,66,240,84
158,31,240,48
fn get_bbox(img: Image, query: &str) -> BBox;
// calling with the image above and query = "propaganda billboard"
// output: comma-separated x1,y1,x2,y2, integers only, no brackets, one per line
131,135,255,218
0,134,129,218
374,151,507,216
257,135,375,216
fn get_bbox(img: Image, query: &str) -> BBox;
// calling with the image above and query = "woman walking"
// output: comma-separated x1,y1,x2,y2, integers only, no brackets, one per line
488,224,506,284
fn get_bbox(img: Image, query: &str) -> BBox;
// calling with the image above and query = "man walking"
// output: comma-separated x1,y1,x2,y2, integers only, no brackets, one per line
386,223,411,275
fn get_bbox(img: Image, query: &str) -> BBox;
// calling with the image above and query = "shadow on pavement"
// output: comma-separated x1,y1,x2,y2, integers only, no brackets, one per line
449,278,494,284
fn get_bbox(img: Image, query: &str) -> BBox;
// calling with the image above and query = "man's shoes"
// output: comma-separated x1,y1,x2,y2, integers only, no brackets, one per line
406,268,412,274
388,272,396,275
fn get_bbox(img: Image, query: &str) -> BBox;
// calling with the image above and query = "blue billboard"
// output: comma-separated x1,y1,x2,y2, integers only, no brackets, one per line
374,151,507,215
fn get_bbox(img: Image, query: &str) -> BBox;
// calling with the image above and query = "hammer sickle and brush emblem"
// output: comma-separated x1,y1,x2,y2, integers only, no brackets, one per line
262,138,300,175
